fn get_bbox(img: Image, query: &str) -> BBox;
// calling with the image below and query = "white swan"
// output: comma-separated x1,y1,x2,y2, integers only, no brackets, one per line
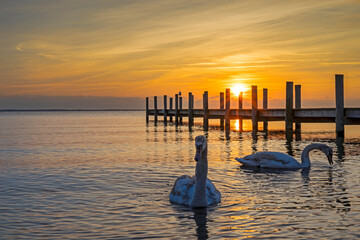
235,143,333,169
170,135,221,207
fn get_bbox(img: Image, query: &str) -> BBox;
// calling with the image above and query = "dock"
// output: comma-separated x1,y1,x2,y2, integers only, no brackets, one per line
146,74,360,137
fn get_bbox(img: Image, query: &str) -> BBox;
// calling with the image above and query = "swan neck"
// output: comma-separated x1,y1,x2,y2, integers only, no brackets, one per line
191,149,208,207
195,149,208,181
300,144,320,168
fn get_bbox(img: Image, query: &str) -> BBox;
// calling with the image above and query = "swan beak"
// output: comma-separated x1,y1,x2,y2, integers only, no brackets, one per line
328,153,333,165
195,150,201,162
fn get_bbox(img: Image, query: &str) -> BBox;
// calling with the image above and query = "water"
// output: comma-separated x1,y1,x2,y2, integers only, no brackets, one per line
0,111,359,239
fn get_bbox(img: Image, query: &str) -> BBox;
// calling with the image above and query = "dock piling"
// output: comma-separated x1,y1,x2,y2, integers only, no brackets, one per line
252,86,258,133
336,74,345,137
169,97,173,122
203,91,209,131
188,92,193,127
163,95,167,125
146,97,149,123
239,91,243,132
179,96,183,124
175,94,179,125
154,96,158,124
225,89,230,133
295,85,301,133
263,88,268,132
192,95,194,108
220,92,224,130
285,82,294,131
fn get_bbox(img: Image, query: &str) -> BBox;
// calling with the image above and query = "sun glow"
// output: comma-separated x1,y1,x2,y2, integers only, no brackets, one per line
231,84,246,97
234,119,240,131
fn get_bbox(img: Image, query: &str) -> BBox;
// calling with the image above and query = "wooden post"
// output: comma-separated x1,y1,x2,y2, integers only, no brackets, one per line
146,97,149,123
225,89,230,133
295,85,301,133
336,74,344,137
163,95,167,124
263,88,268,132
154,96,158,123
238,91,243,132
252,86,258,133
203,91,209,131
175,94,179,125
192,95,195,110
286,84,295,147
285,82,293,131
192,94,195,123
220,92,224,129
188,92,193,127
169,97,173,122
179,96,183,124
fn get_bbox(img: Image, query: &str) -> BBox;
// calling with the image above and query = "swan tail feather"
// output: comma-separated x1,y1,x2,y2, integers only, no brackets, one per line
235,157,260,167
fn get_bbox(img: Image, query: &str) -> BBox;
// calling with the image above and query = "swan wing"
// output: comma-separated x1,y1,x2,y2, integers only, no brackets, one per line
205,178,221,205
170,176,221,206
236,151,300,169
169,175,195,205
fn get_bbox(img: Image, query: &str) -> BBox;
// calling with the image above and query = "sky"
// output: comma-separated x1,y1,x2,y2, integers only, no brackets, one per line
1,0,360,109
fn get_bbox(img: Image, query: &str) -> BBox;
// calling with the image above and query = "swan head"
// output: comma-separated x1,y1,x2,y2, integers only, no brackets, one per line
311,143,333,165
195,135,207,162
322,145,333,165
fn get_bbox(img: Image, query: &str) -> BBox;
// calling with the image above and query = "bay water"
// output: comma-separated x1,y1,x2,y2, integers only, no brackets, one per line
0,111,359,239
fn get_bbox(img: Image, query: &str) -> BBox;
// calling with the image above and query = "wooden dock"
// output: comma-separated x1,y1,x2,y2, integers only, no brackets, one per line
146,74,360,137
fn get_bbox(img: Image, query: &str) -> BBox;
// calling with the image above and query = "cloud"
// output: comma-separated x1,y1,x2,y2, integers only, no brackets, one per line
0,0,360,105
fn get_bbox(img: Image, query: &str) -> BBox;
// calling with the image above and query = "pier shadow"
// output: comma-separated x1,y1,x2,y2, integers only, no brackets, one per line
163,127,168,143
225,127,230,140
295,130,302,141
300,168,351,214
263,128,268,140
285,130,294,156
175,124,183,133
189,125,193,133
252,129,258,142
251,136,258,154
335,136,345,161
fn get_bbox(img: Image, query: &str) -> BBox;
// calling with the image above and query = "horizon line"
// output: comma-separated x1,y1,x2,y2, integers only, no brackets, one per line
0,109,145,112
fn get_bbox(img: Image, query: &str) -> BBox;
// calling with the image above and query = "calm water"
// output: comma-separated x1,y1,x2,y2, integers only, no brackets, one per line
0,111,359,239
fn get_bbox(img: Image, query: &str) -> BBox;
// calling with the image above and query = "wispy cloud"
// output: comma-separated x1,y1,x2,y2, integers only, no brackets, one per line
0,0,360,104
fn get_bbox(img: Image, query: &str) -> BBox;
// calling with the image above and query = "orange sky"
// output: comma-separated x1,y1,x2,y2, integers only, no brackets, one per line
1,0,360,108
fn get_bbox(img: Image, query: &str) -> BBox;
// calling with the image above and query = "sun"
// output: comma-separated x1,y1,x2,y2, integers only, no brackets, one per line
234,119,240,131
231,84,246,97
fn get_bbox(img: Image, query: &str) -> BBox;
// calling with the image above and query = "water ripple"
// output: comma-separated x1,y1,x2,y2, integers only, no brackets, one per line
0,112,359,239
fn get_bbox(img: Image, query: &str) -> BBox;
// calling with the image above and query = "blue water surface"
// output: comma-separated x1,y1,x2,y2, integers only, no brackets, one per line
0,111,359,239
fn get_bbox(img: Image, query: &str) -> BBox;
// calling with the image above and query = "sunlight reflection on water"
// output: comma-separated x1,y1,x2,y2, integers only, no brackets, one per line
0,111,359,239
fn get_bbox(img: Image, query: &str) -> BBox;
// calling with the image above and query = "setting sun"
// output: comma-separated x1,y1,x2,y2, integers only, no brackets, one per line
231,84,246,97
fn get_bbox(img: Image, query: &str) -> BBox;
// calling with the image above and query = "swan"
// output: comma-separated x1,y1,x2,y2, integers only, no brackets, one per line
170,135,221,207
235,143,333,169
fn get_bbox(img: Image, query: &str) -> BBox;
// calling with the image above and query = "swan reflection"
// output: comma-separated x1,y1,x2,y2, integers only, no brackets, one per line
193,207,209,240
170,205,210,240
